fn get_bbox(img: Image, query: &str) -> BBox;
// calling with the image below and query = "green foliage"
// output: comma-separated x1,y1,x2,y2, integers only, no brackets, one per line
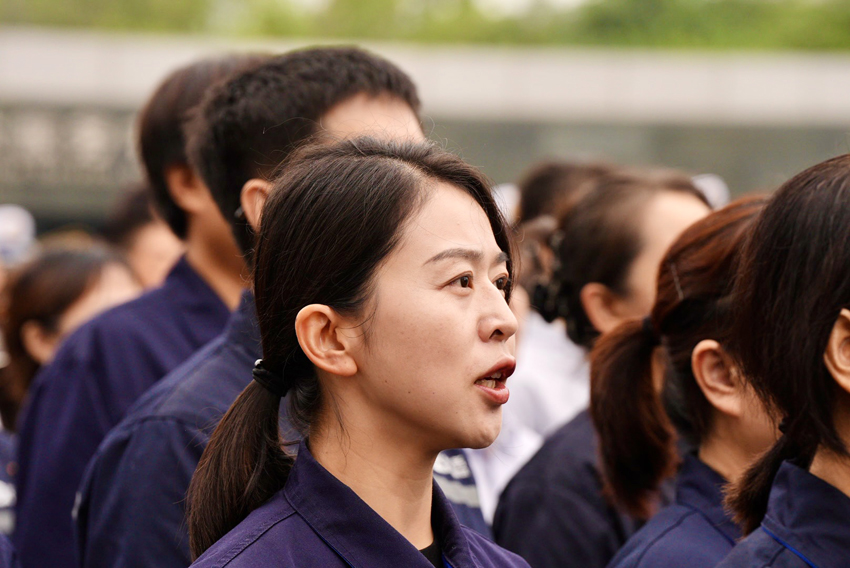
3,0,850,50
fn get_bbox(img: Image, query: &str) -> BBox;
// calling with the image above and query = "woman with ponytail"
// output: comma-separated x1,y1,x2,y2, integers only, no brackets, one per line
494,167,710,568
186,137,529,568
715,155,850,568
592,196,776,568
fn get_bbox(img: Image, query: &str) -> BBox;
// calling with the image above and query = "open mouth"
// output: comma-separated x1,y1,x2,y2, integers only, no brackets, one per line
474,359,516,389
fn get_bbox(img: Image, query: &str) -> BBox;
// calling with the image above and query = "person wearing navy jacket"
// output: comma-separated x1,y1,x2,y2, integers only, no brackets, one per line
494,169,711,568
13,55,263,568
590,197,777,568
188,139,529,567
76,47,489,568
715,155,850,568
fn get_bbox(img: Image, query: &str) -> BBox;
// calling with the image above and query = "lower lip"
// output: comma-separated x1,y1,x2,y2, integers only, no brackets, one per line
475,381,510,405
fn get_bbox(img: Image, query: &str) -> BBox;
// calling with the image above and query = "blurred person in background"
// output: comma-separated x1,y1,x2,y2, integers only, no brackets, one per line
13,54,264,568
494,167,710,568
717,155,850,568
592,196,776,568
101,183,184,289
75,46,492,568
466,160,614,522
0,242,140,536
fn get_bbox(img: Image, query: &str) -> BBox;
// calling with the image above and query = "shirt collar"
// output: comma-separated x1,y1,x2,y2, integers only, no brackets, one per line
221,289,260,358
762,460,850,568
164,256,231,317
285,440,476,568
675,454,740,544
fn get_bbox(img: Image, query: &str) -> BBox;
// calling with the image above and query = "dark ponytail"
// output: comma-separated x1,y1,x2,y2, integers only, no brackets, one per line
187,138,513,558
590,196,766,519
591,318,674,519
726,155,850,533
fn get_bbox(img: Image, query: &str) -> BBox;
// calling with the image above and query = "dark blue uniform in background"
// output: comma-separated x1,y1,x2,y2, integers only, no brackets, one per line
76,292,491,568
14,258,230,568
0,534,18,568
716,461,850,568
190,441,529,568
494,410,642,568
607,454,739,568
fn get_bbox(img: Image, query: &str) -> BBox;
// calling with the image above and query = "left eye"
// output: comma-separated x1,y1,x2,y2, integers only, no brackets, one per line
495,277,509,291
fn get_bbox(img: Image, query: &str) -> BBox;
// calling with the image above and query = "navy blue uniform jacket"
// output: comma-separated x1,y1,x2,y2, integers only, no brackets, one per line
76,292,491,568
191,440,529,568
0,534,18,568
15,258,230,568
494,410,643,568
717,461,850,568
607,454,740,568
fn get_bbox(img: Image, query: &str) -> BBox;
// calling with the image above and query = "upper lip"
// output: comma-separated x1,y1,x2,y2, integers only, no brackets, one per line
478,357,517,382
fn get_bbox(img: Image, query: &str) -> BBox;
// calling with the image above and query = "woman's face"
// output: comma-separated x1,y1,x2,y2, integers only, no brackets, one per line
348,181,518,452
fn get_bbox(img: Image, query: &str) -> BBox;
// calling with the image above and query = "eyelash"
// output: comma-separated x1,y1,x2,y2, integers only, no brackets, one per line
450,274,511,294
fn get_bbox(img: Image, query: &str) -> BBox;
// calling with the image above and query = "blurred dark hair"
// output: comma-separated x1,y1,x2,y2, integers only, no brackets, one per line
187,137,511,558
102,182,157,249
590,196,766,519
539,168,709,348
728,154,850,534
185,46,421,261
138,54,267,240
516,161,613,225
0,245,129,430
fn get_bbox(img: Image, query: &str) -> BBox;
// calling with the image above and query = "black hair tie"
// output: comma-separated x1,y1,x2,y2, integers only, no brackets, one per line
252,359,290,398
642,316,661,346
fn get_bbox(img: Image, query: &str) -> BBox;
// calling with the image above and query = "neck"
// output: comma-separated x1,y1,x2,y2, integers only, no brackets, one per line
183,225,246,311
698,423,757,484
310,412,436,549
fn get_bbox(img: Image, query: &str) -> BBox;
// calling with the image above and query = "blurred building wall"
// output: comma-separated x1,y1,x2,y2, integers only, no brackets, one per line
2,26,850,228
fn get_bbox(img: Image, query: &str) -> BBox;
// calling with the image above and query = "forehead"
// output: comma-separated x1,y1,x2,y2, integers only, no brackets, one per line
399,181,501,261
320,93,424,142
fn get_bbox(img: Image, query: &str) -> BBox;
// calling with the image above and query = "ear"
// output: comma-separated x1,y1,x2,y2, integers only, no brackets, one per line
580,282,623,335
692,339,741,417
163,164,210,215
240,178,273,231
20,321,58,365
294,305,359,378
824,308,850,395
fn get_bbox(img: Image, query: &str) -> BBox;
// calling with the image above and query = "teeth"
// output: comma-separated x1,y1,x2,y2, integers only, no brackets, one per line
489,372,503,380
477,379,497,389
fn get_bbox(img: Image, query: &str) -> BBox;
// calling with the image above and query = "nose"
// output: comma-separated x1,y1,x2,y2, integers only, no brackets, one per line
478,284,519,342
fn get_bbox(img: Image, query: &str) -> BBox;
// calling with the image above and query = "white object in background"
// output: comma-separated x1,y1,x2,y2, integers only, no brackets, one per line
691,173,730,209
0,204,36,267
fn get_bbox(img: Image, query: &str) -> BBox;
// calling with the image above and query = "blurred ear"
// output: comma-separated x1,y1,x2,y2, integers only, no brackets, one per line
692,339,741,417
824,308,850,395
20,321,58,366
240,179,273,231
163,164,210,215
294,305,358,378
581,282,624,335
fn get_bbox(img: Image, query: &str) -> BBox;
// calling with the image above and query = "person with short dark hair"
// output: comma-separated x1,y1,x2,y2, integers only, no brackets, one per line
101,183,184,289
13,54,263,568
188,137,528,567
75,47,489,568
716,155,850,567
592,196,776,568
494,168,710,568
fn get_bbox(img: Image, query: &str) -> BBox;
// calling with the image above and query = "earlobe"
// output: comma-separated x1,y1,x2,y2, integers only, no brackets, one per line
20,321,57,365
823,308,850,395
580,283,620,335
163,164,209,214
294,305,359,378
240,179,273,231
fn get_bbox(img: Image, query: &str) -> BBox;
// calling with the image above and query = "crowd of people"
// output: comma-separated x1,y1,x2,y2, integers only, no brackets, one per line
0,45,848,568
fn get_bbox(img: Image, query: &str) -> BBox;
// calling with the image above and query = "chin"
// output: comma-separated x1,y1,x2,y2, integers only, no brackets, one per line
459,422,502,450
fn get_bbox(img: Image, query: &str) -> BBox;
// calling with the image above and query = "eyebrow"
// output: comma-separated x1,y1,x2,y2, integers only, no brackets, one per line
425,247,510,266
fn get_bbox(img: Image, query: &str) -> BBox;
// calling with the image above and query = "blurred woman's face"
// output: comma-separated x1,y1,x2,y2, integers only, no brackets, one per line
27,262,141,364
619,192,710,319
348,181,518,452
